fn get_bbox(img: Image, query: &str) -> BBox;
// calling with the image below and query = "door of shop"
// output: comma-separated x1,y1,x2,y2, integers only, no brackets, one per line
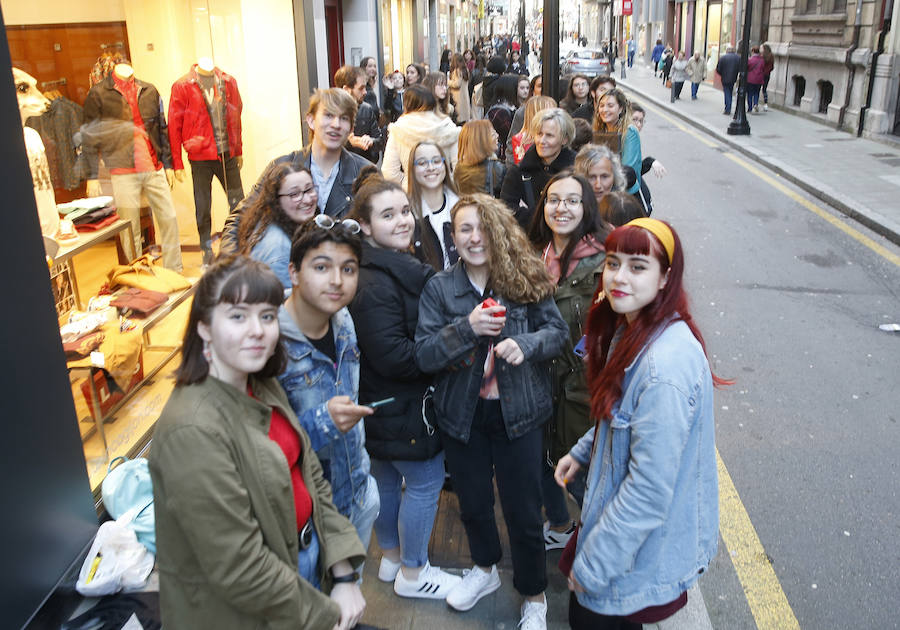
325,0,344,84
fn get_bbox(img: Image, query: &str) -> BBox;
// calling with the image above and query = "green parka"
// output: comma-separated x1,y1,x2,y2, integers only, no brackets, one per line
149,375,366,630
547,252,605,463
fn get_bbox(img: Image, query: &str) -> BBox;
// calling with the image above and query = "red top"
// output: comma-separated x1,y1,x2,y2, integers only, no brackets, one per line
267,405,313,531
111,73,161,174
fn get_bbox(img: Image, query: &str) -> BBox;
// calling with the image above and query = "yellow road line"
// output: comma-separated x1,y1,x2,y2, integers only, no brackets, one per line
718,451,802,630
640,101,900,267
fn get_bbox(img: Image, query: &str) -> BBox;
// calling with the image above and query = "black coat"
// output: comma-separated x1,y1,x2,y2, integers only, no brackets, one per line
349,100,383,163
500,145,576,229
716,52,741,85
349,242,441,461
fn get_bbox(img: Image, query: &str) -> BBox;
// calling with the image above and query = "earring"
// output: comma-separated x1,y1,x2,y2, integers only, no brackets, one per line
203,339,212,362
595,289,606,304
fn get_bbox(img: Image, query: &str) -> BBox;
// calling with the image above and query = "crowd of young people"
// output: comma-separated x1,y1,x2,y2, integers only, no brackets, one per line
148,47,726,630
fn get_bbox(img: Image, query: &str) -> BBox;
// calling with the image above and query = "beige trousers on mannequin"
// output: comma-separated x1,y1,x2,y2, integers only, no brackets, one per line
110,169,183,272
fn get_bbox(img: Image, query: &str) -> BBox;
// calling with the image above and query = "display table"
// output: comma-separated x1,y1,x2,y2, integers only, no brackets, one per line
68,280,196,457
54,219,135,310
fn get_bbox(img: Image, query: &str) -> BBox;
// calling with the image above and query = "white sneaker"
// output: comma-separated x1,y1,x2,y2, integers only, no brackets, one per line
763,103,769,111
393,562,462,599
543,521,576,550
519,597,548,630
445,564,501,611
378,556,401,582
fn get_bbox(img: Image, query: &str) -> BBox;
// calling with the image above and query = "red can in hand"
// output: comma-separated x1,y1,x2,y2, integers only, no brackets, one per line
481,297,506,317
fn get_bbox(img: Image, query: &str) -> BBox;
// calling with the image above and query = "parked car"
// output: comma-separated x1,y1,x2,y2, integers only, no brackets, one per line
560,48,610,77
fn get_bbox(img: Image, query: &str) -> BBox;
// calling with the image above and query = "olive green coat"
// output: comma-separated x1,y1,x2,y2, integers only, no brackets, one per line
547,252,605,463
149,375,365,630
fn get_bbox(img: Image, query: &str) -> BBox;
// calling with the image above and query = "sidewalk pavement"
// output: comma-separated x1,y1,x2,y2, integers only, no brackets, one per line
615,62,900,246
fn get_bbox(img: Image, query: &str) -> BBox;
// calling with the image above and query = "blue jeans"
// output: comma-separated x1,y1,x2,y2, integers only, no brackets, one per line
297,526,321,588
371,453,445,568
691,82,700,99
747,83,762,110
723,82,735,112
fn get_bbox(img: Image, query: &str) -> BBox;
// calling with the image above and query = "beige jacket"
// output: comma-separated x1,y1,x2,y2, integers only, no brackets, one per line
382,110,460,190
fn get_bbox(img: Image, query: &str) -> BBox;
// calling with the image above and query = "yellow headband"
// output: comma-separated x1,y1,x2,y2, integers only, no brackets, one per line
625,218,675,264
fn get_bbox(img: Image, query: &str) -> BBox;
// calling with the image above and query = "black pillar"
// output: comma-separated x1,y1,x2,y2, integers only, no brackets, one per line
728,0,754,135
543,0,561,101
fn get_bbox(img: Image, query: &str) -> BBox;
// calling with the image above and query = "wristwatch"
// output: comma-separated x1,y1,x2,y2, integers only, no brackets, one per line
331,571,359,584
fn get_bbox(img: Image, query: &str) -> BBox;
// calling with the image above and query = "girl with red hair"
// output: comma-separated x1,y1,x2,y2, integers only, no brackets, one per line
555,218,729,629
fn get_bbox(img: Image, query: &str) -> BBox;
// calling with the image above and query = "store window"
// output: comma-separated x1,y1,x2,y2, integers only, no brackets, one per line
3,0,304,497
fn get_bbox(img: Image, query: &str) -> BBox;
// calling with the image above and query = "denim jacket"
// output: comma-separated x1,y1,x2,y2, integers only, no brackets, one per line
278,304,370,518
569,320,718,615
414,262,567,443
250,223,292,289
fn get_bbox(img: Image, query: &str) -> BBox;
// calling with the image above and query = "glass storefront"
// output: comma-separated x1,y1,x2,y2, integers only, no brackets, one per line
3,0,305,496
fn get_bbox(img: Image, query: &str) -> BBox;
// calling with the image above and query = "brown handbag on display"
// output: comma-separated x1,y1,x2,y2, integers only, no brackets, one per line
108,254,191,293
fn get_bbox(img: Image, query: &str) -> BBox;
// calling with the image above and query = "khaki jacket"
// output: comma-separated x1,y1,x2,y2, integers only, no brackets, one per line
686,56,707,83
149,375,365,630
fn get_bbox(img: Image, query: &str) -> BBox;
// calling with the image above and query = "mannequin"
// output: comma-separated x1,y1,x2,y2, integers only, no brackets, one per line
13,68,59,240
168,57,244,264
82,61,183,271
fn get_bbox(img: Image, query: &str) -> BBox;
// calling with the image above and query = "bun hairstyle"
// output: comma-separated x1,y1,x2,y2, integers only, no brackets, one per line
349,167,408,225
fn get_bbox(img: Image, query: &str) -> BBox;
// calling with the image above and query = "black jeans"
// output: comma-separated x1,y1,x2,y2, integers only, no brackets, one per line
569,592,641,630
189,153,244,260
441,399,547,596
671,81,685,101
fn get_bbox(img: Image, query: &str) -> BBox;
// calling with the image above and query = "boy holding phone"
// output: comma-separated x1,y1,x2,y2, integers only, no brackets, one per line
278,216,380,565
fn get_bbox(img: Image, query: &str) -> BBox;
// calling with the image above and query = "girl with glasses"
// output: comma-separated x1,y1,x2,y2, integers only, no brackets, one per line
555,219,728,628
346,168,462,600
415,194,568,629
382,85,460,191
527,170,610,551
236,162,318,288
406,140,460,271
150,256,367,630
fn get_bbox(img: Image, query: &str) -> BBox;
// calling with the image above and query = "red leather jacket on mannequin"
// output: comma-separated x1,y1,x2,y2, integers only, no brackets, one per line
168,65,242,169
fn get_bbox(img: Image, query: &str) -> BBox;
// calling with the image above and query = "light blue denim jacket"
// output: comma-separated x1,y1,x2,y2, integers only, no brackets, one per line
250,224,292,290
569,320,718,615
277,304,370,518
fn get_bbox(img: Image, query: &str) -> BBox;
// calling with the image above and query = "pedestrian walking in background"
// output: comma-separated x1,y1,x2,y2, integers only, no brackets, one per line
279,218,381,563
439,49,451,74
650,39,664,77
660,47,674,86
415,194,568,630
761,44,775,112
474,56,509,119
574,144,626,206
593,88,642,196
449,53,472,123
560,74,591,115
150,256,367,630
406,140,460,270
469,54,487,106
527,170,609,545
715,45,740,115
382,85,460,190
508,49,528,75
347,170,462,601
360,56,380,112
501,108,577,228
508,95,556,166
686,51,706,100
485,74,520,162
627,39,636,68
746,47,765,113
236,163,318,288
464,49,476,72
555,218,727,629
669,52,689,102
423,71,454,120
455,119,506,196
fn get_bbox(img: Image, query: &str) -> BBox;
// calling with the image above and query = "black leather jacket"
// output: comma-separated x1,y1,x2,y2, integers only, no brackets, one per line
414,262,567,443
82,75,173,178
348,101,383,164
220,147,373,255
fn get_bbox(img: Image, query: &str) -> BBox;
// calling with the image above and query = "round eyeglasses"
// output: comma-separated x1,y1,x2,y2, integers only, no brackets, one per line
313,214,361,234
278,186,317,202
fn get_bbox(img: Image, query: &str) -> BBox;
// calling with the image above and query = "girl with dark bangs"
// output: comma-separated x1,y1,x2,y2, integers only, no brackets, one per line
150,256,367,630
555,219,729,629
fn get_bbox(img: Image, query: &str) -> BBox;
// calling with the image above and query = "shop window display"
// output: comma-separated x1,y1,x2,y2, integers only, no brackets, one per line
5,0,305,497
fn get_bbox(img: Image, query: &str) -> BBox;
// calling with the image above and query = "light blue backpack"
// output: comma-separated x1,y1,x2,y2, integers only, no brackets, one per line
101,456,155,553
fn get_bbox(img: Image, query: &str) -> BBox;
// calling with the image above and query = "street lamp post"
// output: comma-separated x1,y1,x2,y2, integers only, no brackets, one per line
727,0,753,135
